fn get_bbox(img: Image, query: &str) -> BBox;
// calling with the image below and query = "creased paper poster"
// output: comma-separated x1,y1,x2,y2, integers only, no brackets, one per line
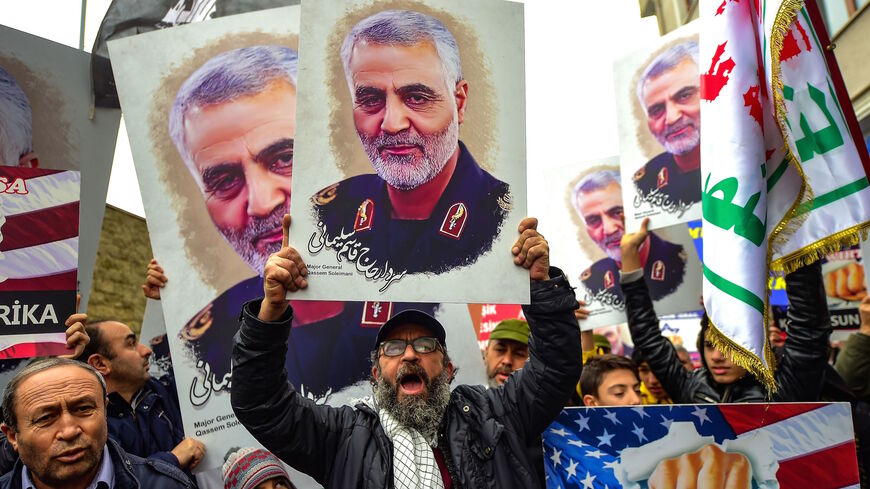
0,26,121,311
0,167,79,358
614,22,702,231
544,403,858,488
288,0,528,303
542,157,703,330
110,6,486,472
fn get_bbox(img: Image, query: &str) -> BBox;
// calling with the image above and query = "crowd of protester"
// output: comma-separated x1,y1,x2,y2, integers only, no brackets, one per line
0,214,866,488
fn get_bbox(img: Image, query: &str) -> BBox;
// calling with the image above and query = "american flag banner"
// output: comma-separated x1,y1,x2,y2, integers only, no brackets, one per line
0,166,80,359
700,0,870,389
543,403,859,489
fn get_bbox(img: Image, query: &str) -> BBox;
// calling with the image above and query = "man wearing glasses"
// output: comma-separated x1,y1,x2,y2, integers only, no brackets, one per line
231,216,581,488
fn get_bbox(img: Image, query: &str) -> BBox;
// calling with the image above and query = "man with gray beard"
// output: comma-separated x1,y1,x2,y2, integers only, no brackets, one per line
164,45,434,397
632,40,702,208
311,9,511,276
231,214,581,488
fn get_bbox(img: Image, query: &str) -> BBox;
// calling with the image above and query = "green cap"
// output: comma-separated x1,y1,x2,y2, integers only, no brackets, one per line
593,334,611,353
489,319,530,345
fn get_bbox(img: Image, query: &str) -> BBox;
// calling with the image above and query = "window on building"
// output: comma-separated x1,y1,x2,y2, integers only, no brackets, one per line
819,0,867,35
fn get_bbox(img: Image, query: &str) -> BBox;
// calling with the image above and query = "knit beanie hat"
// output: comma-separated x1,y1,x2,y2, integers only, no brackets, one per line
222,447,293,489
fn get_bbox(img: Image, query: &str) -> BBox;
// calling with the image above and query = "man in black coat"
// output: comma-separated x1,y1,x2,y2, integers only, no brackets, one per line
231,215,581,488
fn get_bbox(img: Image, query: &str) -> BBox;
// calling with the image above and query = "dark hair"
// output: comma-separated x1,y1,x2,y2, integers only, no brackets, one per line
2,358,107,430
75,321,116,362
580,354,638,398
697,313,711,370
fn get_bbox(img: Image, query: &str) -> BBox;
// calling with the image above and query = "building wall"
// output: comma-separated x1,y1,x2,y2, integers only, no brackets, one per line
86,205,153,334
831,4,870,128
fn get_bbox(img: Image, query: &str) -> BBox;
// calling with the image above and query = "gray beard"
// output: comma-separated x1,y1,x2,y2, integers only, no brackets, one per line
656,119,700,156
359,114,459,190
217,203,289,275
373,364,451,442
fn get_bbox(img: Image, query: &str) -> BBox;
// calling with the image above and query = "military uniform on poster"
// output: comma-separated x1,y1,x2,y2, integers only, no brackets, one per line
311,141,511,275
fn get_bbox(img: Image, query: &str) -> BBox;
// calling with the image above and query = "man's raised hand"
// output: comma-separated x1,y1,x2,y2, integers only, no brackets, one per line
260,214,308,322
512,217,550,281
620,217,650,273
142,258,167,300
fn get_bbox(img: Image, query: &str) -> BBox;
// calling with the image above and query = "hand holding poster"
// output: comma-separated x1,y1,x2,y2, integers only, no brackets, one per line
0,166,79,358
544,403,859,488
542,158,703,329
288,0,528,303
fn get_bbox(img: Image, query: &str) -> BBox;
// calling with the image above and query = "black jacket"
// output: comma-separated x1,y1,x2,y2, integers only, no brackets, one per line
623,261,831,403
231,269,580,488
0,439,193,489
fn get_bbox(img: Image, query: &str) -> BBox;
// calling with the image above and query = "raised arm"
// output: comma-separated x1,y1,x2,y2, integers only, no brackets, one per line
620,219,717,403
230,215,356,483
494,218,582,441
774,260,831,401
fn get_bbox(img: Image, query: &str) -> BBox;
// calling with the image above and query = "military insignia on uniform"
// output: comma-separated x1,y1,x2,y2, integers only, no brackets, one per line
657,167,669,189
354,199,374,232
439,202,468,239
633,167,646,181
651,260,666,281
361,301,393,327
313,184,338,205
603,270,615,289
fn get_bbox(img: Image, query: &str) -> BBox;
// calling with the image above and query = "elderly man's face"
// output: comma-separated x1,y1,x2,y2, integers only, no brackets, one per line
184,80,296,274
349,41,466,190
2,365,107,488
577,182,624,262
641,57,700,156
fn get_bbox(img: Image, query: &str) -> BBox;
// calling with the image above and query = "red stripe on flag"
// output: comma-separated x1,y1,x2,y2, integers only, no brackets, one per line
0,167,65,180
0,341,70,360
718,403,826,435
776,441,860,489
0,270,77,291
0,202,80,251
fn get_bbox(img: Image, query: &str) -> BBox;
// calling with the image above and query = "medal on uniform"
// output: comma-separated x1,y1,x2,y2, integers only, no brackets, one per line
361,301,393,327
354,198,374,232
651,260,666,281
603,270,615,289
439,202,468,239
657,167,669,189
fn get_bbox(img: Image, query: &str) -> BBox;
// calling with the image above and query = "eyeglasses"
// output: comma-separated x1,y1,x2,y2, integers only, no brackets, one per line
379,337,441,357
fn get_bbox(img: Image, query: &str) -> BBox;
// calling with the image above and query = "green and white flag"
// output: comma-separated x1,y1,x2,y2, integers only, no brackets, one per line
700,0,870,388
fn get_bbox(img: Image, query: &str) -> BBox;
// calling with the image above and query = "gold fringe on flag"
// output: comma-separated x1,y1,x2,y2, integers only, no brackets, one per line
706,317,777,396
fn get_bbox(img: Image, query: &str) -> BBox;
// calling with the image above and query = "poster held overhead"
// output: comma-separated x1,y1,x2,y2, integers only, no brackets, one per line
288,0,528,304
542,157,703,330
613,22,702,232
0,26,121,312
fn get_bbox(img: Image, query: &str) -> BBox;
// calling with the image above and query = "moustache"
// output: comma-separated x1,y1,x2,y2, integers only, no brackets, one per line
663,119,697,139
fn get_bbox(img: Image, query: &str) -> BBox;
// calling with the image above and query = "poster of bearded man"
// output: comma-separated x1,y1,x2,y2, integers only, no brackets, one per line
542,156,702,329
288,0,528,303
614,22,702,231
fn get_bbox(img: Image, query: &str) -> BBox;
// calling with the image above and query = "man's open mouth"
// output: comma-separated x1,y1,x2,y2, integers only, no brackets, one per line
399,372,425,395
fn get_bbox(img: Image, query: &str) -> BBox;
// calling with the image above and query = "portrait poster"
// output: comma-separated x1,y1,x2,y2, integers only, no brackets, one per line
0,26,121,312
544,403,859,489
288,0,528,303
109,7,487,472
613,21,702,231
140,298,173,379
0,167,79,358
541,157,703,330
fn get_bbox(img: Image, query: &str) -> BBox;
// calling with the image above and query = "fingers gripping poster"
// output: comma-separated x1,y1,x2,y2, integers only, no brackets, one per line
110,6,486,473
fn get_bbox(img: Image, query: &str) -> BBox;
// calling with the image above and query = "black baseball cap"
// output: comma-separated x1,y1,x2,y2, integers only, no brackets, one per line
375,310,447,349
